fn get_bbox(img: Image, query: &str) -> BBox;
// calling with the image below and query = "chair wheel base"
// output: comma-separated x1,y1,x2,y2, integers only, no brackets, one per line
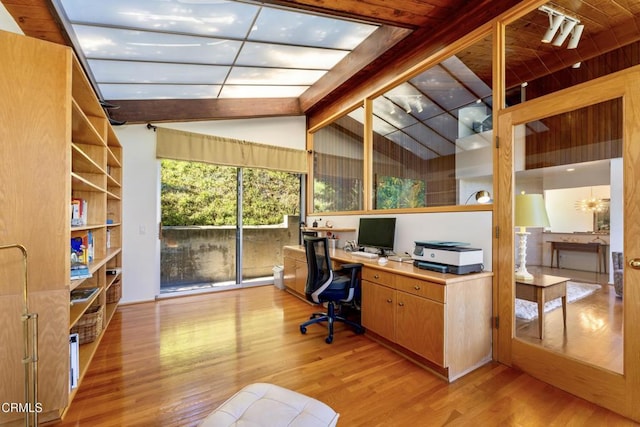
325,336,333,344
300,326,307,334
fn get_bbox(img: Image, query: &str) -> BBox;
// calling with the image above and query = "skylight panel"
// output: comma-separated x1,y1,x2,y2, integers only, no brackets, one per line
99,83,222,100
59,0,258,39
72,25,241,64
236,42,348,70
219,85,309,98
411,66,478,111
249,7,377,50
226,67,326,86
88,59,230,84
53,0,381,100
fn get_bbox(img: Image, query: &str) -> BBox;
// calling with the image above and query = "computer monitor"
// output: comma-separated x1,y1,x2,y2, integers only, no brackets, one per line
357,217,396,255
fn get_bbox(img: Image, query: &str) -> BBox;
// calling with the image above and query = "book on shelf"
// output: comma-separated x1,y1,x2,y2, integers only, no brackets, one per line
71,231,93,265
70,261,92,280
71,198,87,226
69,333,79,390
70,287,98,304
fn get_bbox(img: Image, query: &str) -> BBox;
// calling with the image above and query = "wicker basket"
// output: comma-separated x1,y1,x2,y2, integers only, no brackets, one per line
106,279,122,304
71,304,104,345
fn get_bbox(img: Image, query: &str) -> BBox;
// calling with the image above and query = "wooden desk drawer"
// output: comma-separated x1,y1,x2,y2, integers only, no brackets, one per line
396,276,445,303
362,268,395,287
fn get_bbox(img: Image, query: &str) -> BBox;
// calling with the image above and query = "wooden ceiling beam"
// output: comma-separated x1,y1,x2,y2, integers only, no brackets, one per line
299,25,412,112
108,97,303,124
2,0,68,45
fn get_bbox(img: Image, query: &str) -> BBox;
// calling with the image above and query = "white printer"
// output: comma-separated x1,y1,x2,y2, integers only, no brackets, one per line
411,241,483,274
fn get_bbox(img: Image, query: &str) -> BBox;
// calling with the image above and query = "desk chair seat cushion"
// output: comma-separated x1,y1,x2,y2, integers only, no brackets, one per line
199,383,339,427
315,274,350,302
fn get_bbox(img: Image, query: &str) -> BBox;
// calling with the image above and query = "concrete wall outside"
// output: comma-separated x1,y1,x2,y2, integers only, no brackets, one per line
161,215,300,286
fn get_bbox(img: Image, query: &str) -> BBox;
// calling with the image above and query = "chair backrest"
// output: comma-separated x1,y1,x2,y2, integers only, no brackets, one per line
303,236,333,303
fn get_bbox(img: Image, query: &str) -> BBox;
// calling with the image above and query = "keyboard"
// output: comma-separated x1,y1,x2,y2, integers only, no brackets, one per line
350,251,379,259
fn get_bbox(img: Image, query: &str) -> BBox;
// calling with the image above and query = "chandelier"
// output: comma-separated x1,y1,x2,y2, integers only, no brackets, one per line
575,196,609,212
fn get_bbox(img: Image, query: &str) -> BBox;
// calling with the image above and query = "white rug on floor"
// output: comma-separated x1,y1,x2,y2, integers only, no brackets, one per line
515,282,601,321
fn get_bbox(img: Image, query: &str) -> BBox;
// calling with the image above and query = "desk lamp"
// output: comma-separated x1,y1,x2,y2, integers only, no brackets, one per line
464,190,492,204
515,192,550,281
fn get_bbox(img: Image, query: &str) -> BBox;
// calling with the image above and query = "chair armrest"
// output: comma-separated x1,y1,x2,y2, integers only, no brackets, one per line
340,263,363,270
337,263,362,288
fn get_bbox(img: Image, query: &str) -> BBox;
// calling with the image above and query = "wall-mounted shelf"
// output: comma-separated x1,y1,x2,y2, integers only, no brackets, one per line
302,227,355,232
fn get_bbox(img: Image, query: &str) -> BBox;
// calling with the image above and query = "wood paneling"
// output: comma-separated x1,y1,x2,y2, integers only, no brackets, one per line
525,98,622,169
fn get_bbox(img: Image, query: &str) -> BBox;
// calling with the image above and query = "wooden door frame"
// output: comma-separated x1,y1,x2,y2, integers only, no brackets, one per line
495,65,640,422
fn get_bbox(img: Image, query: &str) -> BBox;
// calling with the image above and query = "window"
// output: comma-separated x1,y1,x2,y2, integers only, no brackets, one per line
312,107,365,212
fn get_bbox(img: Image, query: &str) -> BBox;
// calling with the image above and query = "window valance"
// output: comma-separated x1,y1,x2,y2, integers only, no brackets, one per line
156,127,307,173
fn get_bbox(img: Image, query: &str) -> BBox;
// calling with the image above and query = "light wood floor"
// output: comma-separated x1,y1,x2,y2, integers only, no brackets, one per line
55,285,636,427
515,266,623,372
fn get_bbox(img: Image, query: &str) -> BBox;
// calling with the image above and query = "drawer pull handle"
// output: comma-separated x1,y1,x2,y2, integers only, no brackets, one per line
414,285,421,290
398,302,404,307
386,299,393,303
374,274,380,279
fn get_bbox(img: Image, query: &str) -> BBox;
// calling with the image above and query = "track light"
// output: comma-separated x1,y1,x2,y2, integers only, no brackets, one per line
542,12,565,43
539,5,583,49
567,24,584,49
552,19,576,46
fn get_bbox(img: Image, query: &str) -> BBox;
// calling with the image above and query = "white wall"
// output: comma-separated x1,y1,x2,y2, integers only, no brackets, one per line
545,185,610,233
0,3,22,34
115,116,307,303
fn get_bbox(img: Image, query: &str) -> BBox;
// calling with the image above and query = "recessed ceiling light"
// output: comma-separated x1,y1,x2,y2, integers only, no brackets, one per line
566,168,575,172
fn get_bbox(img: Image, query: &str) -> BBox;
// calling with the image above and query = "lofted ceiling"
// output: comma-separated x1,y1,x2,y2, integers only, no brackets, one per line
3,0,640,125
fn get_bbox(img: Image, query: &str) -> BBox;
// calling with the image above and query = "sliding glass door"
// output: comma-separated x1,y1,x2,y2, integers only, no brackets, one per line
160,161,301,293
160,161,238,293
240,168,301,284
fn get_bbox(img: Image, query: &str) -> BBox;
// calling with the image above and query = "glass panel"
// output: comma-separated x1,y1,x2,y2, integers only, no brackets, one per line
241,169,300,282
99,84,222,100
226,67,327,85
60,0,259,38
160,160,237,293
505,1,640,106
71,25,242,63
514,99,623,374
88,60,229,84
371,35,493,209
312,108,365,212
218,85,309,98
235,42,349,70
250,7,377,49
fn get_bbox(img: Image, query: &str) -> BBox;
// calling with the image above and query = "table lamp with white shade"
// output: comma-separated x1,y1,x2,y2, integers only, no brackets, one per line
515,192,550,281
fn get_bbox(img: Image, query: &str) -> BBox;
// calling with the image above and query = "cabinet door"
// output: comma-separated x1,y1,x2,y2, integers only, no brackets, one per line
396,292,445,366
361,280,395,341
283,256,296,290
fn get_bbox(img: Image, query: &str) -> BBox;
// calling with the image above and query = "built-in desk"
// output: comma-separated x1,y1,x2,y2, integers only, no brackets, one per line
282,245,493,382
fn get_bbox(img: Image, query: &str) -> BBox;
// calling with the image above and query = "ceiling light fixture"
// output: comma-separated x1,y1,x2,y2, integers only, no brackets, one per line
552,18,576,46
575,188,609,212
540,6,565,43
539,5,583,49
567,24,584,49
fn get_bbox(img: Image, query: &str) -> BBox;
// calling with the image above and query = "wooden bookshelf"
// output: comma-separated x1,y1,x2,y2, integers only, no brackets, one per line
0,30,123,424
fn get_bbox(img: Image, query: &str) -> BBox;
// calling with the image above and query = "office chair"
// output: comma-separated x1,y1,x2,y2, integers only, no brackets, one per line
300,236,365,343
